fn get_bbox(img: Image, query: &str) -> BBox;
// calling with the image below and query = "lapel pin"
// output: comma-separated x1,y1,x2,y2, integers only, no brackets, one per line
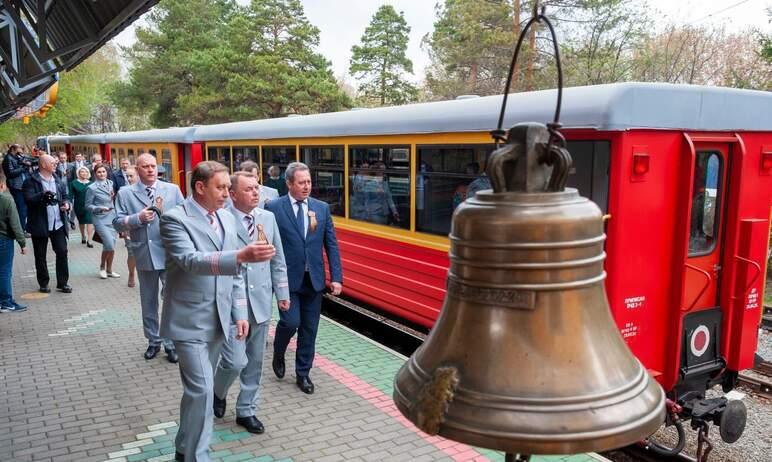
308,210,318,233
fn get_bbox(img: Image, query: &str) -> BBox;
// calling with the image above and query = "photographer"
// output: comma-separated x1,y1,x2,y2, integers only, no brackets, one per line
22,154,72,294
2,144,31,231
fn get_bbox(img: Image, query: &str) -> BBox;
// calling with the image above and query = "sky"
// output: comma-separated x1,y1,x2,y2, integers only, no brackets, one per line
112,0,772,84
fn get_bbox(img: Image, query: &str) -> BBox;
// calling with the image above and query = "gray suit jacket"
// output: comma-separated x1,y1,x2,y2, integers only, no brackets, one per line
113,181,184,271
159,199,247,341
85,180,116,226
258,185,278,209
229,205,289,324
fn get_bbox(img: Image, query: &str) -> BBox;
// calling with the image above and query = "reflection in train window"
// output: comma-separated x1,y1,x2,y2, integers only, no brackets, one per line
689,151,723,256
233,146,258,173
302,146,344,217
349,146,410,229
207,146,232,171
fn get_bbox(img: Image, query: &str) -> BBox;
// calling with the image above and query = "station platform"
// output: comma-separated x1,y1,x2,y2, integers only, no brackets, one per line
0,232,610,462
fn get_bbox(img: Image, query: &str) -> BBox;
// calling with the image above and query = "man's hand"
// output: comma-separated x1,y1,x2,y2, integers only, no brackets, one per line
59,202,70,212
235,319,249,340
20,247,27,255
237,242,276,264
278,299,290,311
139,207,156,224
330,282,343,296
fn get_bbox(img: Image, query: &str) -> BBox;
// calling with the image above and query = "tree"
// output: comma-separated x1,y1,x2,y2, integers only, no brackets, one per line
116,0,350,126
423,0,517,99
0,45,122,145
349,5,417,106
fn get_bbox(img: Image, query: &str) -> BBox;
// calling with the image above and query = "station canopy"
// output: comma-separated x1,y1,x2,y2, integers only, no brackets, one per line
0,0,159,123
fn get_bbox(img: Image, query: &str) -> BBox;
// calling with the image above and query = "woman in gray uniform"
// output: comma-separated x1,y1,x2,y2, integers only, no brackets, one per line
85,164,119,279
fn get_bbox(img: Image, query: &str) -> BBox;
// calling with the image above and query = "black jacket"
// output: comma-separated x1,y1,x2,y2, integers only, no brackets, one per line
22,172,70,238
112,169,128,193
2,153,29,190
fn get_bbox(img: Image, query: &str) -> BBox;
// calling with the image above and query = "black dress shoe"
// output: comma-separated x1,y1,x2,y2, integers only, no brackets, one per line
213,393,226,418
144,345,161,360
56,284,73,293
175,451,184,461
165,347,179,364
39,286,51,293
272,355,285,379
235,415,265,434
296,376,314,394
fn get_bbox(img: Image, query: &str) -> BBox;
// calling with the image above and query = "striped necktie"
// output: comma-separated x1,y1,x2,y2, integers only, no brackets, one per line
244,214,255,240
207,211,219,233
146,186,154,203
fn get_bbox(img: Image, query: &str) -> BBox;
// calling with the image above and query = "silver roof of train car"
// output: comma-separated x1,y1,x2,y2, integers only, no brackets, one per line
57,126,197,145
50,83,772,145
191,82,772,141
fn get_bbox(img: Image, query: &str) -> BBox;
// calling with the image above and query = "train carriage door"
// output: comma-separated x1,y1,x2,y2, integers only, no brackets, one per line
677,140,730,391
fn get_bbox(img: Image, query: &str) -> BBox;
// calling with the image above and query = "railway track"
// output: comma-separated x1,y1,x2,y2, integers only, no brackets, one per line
737,361,772,399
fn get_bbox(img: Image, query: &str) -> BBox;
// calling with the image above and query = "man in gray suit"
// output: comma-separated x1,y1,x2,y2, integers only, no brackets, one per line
213,171,289,434
160,161,276,462
114,153,184,362
238,161,278,209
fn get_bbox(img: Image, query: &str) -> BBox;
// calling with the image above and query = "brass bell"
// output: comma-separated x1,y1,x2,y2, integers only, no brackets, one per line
393,123,665,455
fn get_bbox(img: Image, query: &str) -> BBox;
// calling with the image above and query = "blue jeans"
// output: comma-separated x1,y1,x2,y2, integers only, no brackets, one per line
0,236,15,307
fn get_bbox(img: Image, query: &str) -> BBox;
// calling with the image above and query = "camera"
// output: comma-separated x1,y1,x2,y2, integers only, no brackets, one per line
43,191,58,206
21,155,39,168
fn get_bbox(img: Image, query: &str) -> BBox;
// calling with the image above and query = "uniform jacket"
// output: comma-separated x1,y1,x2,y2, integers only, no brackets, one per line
159,199,247,341
112,170,129,193
229,205,289,324
85,179,117,226
265,195,342,293
113,180,184,271
21,172,70,238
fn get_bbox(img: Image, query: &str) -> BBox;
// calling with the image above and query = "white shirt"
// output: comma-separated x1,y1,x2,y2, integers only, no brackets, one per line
40,174,63,231
289,195,308,239
190,197,224,245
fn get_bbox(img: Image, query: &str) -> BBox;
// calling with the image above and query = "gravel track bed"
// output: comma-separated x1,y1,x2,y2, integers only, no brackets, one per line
606,330,772,461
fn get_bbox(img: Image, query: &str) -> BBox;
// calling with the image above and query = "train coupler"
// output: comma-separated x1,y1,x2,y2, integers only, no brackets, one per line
682,396,747,444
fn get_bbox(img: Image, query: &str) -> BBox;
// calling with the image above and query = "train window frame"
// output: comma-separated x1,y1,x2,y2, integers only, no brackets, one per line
415,143,494,236
688,151,724,257
232,146,259,173
302,146,345,217
207,145,233,172
349,145,412,230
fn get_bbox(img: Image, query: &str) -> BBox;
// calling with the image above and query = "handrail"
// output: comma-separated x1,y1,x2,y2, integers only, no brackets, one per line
733,255,762,301
682,263,712,312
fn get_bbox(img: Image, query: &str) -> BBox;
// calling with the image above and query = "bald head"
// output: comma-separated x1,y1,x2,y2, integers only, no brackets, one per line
136,153,158,185
39,154,56,174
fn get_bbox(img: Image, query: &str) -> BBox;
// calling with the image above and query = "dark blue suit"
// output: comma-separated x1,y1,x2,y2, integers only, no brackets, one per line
112,169,128,193
266,195,342,377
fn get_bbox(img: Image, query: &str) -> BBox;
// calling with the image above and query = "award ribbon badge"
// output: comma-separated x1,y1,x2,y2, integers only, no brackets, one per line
308,210,317,233
256,223,268,243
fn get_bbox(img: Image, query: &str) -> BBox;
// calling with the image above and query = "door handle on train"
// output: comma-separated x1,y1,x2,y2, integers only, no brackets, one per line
732,255,761,300
682,263,712,312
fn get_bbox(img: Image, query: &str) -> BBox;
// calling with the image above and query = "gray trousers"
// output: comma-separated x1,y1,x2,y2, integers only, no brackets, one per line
138,269,173,349
174,337,224,462
213,313,269,418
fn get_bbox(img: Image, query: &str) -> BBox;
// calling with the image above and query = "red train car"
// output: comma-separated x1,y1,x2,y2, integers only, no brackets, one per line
46,82,772,451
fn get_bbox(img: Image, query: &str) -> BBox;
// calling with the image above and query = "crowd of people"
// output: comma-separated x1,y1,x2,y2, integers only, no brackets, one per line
1,144,344,462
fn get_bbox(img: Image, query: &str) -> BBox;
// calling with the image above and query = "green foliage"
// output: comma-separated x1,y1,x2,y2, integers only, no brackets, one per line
0,45,121,145
424,0,517,99
349,5,417,106
116,0,350,126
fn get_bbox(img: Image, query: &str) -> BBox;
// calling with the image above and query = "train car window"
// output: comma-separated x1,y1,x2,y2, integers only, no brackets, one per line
161,149,173,182
148,148,157,156
416,144,493,235
689,152,722,255
127,148,134,162
233,146,258,173
302,146,345,217
349,146,410,229
565,140,610,214
262,146,296,196
207,146,232,172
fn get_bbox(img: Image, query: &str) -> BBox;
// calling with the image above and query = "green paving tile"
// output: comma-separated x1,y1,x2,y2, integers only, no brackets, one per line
209,449,233,458
141,440,174,451
222,453,254,462
247,456,273,462
127,450,161,461
221,431,250,442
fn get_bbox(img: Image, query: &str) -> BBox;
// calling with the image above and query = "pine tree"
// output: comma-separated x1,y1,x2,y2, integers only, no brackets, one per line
349,5,417,106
